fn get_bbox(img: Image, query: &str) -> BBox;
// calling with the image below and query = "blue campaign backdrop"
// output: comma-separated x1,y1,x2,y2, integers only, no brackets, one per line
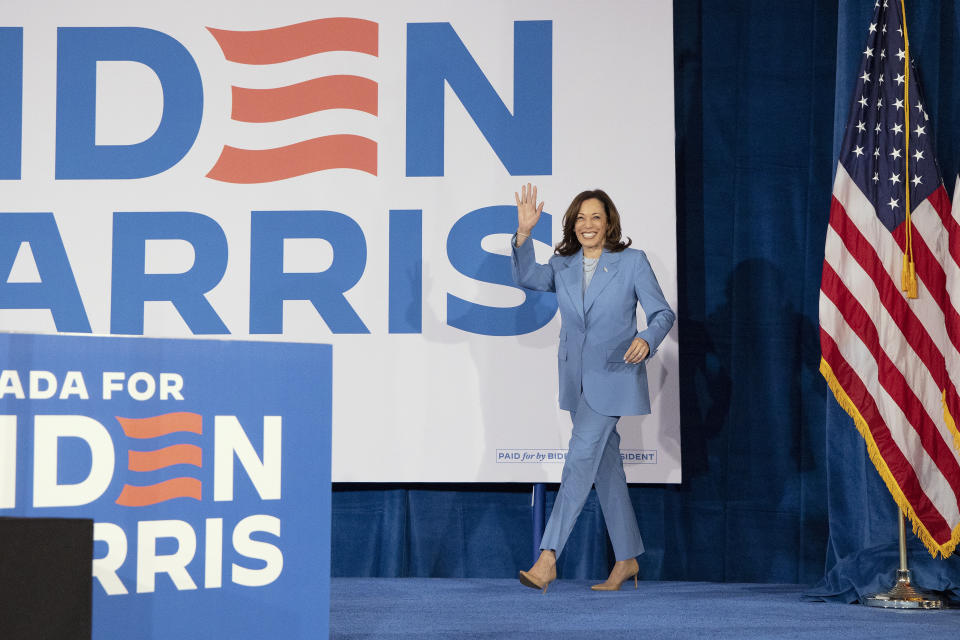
0,333,331,638
332,1,960,594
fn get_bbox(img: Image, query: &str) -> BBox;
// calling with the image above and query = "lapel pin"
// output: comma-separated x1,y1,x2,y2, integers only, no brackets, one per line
603,266,608,272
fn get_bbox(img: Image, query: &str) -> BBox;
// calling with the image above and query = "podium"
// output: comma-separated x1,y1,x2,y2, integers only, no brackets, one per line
0,517,93,640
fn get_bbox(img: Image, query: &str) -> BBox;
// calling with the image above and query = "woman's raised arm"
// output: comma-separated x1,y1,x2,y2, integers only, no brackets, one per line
514,182,544,247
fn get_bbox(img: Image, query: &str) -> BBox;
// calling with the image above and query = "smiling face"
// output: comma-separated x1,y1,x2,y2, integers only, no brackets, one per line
574,198,608,256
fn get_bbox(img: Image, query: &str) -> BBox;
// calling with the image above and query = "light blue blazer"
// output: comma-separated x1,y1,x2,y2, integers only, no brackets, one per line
512,239,675,417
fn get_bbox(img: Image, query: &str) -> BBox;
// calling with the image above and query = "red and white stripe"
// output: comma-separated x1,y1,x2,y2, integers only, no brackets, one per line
820,163,960,553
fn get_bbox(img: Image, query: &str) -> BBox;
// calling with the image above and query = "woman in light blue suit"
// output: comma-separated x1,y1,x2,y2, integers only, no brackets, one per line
512,184,675,593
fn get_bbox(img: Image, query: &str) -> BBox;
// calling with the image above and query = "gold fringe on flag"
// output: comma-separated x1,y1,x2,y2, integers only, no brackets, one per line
821,358,960,558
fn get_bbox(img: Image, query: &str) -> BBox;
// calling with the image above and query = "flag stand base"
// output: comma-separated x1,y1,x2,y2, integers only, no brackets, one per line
863,569,942,609
862,509,943,609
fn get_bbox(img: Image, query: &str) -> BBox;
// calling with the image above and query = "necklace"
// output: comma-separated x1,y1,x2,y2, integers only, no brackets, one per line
583,257,599,273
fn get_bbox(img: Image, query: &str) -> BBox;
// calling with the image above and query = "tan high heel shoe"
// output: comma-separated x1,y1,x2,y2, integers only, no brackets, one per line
590,557,639,591
518,567,557,594
519,551,558,594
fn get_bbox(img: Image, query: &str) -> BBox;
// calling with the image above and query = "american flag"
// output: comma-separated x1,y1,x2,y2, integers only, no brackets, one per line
820,0,960,557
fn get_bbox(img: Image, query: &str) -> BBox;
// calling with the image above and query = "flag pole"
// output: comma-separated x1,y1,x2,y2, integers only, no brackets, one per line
861,0,943,610
862,508,942,608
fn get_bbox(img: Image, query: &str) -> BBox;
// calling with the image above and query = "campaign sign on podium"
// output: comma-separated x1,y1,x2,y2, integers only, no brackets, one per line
0,333,331,639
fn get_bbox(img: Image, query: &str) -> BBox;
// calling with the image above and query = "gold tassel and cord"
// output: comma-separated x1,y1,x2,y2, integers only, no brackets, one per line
900,0,918,298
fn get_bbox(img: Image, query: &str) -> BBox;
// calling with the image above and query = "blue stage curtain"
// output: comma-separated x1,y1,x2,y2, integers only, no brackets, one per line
332,1,960,587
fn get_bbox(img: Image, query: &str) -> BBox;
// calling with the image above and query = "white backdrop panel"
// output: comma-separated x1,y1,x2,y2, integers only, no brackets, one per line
1,0,678,482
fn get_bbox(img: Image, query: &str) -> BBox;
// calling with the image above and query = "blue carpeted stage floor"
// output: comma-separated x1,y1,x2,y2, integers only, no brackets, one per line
331,578,960,638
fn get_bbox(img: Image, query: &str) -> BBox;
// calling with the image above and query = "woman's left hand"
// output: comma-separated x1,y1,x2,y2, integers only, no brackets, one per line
623,338,650,364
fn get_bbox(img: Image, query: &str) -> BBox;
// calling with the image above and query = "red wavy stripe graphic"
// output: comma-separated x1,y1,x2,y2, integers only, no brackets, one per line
232,75,378,122
115,477,202,507
207,18,378,64
116,412,202,439
207,135,377,183
128,444,202,472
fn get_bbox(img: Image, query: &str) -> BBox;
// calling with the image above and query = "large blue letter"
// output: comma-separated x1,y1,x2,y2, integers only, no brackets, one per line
0,29,22,179
250,211,369,334
0,213,90,331
56,28,203,179
446,205,556,336
406,21,551,176
111,212,228,334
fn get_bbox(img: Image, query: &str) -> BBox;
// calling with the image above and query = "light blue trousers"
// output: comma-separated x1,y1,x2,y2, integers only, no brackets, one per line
540,392,645,561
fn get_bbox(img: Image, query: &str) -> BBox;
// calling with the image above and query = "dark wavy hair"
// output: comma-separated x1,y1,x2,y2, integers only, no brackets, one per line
554,189,632,256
